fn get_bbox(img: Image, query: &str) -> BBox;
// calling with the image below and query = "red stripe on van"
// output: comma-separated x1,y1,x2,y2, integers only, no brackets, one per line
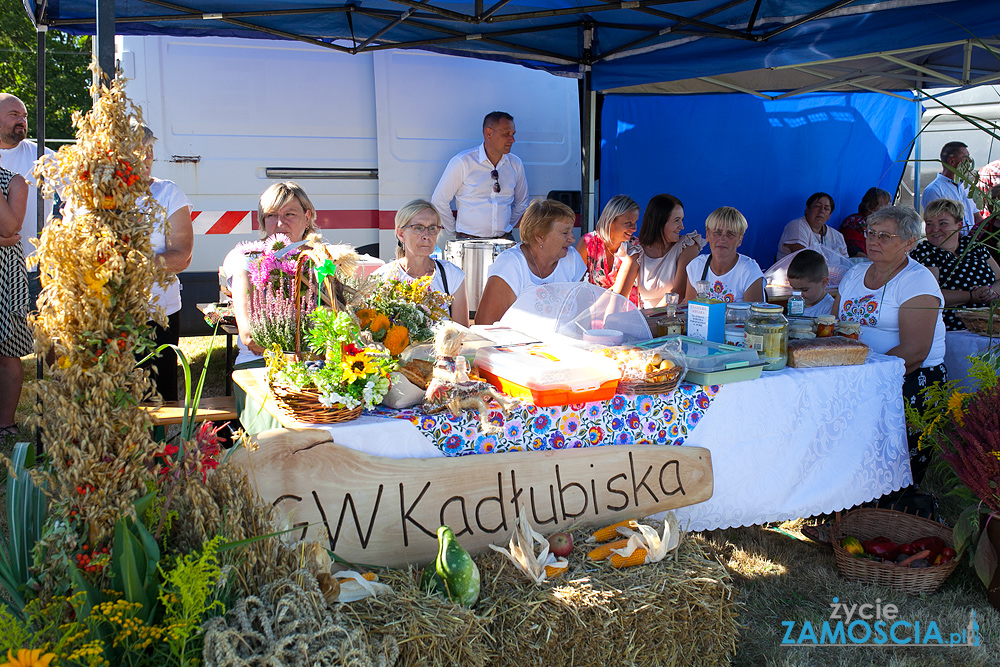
315,210,379,229
207,211,250,234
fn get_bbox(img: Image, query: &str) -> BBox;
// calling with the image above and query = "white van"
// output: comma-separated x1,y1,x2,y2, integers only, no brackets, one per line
118,36,582,329
899,85,1000,209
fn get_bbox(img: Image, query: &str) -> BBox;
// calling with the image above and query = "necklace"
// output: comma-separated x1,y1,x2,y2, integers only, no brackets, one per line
523,244,542,276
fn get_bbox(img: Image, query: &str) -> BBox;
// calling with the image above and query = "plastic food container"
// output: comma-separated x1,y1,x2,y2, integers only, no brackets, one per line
636,335,762,385
474,343,621,407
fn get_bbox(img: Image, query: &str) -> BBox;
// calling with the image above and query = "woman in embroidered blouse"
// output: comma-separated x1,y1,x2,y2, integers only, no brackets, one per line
910,198,1000,331
835,205,946,484
615,194,704,308
575,195,639,304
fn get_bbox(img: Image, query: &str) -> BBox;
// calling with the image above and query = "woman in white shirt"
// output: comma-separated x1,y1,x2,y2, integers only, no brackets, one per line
138,124,193,401
835,205,946,484
476,199,586,324
777,192,849,260
223,181,318,367
685,207,765,303
373,199,469,325
615,193,704,308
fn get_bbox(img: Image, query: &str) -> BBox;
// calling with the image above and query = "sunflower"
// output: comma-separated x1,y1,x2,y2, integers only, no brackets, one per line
368,312,391,340
947,391,969,427
356,308,378,329
384,324,411,356
2,649,55,667
342,350,378,383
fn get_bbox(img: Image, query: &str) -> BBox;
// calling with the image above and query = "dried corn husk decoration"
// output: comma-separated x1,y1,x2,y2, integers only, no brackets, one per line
604,512,682,568
489,509,569,584
28,67,169,545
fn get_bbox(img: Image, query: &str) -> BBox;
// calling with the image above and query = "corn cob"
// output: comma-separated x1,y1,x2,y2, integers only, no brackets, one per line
544,564,566,579
591,519,639,543
610,548,649,568
587,538,629,561
362,572,377,581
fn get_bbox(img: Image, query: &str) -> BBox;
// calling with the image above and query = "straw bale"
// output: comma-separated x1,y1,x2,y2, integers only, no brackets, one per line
343,529,739,667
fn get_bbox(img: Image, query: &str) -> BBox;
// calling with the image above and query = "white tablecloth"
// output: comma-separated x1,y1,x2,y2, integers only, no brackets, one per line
944,330,1000,391
672,352,910,531
244,352,910,531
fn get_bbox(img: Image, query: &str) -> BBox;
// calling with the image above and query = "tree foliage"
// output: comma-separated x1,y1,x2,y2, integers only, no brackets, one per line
0,0,93,141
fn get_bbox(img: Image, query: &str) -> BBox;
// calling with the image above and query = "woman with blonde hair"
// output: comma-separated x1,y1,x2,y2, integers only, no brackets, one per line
372,199,469,325
575,195,640,303
911,197,1000,330
685,206,764,303
476,199,586,324
223,181,319,366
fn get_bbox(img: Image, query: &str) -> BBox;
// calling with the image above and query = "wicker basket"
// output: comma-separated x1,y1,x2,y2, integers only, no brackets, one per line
619,366,685,395
265,251,363,424
269,382,364,424
831,507,959,594
955,308,1000,337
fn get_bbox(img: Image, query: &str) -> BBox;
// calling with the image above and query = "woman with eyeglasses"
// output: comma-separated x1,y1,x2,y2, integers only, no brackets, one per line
223,181,319,366
684,207,764,303
372,199,469,325
574,195,641,304
910,198,1000,331
777,192,849,260
835,205,946,484
616,194,705,308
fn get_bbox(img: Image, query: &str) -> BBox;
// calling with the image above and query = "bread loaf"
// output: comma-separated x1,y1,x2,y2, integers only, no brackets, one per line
787,336,868,368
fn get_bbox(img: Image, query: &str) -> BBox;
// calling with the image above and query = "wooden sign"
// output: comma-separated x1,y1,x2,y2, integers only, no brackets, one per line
229,427,714,567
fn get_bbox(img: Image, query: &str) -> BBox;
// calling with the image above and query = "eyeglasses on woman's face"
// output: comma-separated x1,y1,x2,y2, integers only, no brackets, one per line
404,223,443,236
864,228,901,243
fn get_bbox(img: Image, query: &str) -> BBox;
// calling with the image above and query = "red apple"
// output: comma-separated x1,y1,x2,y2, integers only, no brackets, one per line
548,532,574,557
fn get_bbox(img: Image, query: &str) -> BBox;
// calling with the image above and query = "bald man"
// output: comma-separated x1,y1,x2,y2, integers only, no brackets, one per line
0,93,54,268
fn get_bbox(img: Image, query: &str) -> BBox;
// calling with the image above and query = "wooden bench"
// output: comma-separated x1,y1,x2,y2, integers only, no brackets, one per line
141,395,238,439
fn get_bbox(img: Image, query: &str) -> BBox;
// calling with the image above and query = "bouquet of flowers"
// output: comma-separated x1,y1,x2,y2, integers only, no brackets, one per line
353,275,452,356
906,354,1000,586
266,308,393,411
239,233,317,352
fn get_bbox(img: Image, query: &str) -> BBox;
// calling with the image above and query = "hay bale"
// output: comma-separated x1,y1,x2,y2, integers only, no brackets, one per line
341,566,493,667
343,529,738,667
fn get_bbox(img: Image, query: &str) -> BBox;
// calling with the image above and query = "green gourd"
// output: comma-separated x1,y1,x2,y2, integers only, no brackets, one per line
419,525,480,606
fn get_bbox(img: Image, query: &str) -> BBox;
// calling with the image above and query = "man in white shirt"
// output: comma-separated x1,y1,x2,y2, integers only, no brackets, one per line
921,141,981,232
431,111,529,240
0,93,54,277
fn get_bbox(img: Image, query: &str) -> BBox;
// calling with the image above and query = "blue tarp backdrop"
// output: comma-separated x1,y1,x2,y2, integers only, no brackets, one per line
600,92,918,271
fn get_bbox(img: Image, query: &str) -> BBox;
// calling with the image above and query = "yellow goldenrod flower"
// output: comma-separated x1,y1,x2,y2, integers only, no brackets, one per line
1,649,56,667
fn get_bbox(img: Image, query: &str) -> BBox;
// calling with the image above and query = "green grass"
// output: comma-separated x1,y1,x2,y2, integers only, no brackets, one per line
3,342,1000,663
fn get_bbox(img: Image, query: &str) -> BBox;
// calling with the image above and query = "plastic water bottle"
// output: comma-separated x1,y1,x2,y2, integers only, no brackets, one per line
788,290,804,316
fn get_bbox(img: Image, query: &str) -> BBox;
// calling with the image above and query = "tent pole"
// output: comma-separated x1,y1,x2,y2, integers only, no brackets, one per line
913,85,922,210
94,0,115,93
35,19,47,454
580,24,596,233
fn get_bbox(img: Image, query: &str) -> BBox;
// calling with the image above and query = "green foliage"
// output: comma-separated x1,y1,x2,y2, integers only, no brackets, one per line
158,535,226,666
107,514,162,624
0,0,92,140
0,604,32,651
306,306,358,356
0,442,48,617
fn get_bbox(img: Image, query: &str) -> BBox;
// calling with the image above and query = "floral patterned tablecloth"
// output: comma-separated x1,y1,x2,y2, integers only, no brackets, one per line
366,381,720,456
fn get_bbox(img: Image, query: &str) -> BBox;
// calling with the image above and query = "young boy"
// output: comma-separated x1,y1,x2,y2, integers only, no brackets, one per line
786,249,835,317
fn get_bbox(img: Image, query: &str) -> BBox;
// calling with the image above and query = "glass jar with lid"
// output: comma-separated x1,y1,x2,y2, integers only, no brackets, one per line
744,303,788,371
724,302,751,347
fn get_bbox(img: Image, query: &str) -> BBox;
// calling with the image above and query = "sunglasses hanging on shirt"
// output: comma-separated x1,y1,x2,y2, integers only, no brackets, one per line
491,169,500,194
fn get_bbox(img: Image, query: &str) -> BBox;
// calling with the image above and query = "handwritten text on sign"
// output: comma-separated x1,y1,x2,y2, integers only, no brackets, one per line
232,428,714,567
